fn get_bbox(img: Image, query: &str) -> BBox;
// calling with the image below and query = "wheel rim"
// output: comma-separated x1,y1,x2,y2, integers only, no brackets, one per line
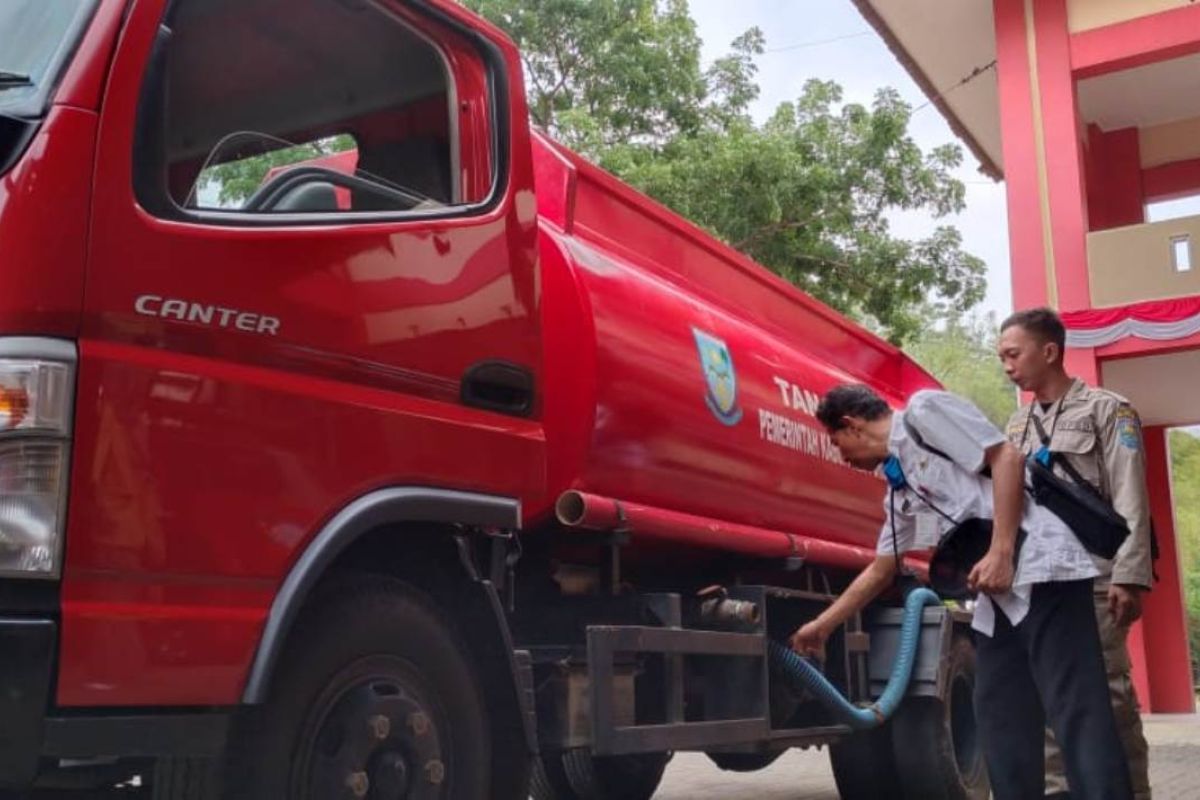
949,673,982,780
294,655,450,800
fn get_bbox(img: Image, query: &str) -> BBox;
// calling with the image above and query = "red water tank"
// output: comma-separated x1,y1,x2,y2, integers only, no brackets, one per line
533,133,939,553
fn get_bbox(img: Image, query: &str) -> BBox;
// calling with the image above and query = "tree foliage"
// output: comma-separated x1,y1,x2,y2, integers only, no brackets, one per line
198,134,356,208
903,312,1016,428
603,82,984,343
464,0,985,344
462,0,711,150
1169,429,1200,681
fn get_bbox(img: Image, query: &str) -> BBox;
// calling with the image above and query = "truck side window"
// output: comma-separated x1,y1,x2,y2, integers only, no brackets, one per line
137,0,480,219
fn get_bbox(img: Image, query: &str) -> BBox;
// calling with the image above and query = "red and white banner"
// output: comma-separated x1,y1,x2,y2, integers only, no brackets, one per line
1063,298,1200,347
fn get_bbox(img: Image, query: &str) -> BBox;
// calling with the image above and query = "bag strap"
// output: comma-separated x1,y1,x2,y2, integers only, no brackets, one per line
1019,401,1036,450
893,419,964,526
910,486,961,527
1031,408,1104,499
903,416,953,463
904,415,992,479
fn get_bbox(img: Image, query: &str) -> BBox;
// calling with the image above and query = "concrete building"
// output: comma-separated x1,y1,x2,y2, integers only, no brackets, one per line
852,0,1200,712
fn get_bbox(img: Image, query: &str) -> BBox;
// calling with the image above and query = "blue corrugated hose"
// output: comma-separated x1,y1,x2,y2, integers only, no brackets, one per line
768,587,942,730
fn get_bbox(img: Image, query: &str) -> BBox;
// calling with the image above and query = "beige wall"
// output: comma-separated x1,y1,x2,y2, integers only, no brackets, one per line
1139,116,1200,168
1067,0,1194,32
1088,216,1200,306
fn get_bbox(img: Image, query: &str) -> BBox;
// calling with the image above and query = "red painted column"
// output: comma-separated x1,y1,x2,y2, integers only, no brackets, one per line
1032,0,1093,312
1065,346,1099,385
1140,426,1195,712
1085,126,1145,231
994,0,1049,310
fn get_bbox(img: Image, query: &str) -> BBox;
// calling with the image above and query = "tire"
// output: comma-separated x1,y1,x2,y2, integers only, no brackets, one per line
891,635,988,800
490,735,532,800
481,648,533,800
829,723,905,800
705,749,784,772
224,574,491,799
529,751,578,800
559,749,670,800
152,758,221,800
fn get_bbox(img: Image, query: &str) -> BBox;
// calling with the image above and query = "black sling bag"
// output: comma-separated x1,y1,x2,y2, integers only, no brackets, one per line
1025,412,1128,561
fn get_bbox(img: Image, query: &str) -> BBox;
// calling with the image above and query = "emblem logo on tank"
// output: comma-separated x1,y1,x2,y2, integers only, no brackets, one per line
692,327,743,426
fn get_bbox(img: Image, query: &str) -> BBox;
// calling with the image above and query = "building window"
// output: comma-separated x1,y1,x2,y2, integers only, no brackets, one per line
1146,194,1200,224
1171,235,1193,272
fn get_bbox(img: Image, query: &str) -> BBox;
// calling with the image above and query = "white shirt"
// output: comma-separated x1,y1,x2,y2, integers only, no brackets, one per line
877,390,1100,635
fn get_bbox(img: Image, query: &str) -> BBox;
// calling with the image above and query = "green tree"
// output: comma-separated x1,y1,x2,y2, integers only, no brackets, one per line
462,0,711,151
198,134,356,208
603,83,984,343
464,0,985,344
1169,429,1200,681
903,312,1016,428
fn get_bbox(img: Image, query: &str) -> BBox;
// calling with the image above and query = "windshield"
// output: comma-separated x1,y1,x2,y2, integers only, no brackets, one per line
0,0,96,117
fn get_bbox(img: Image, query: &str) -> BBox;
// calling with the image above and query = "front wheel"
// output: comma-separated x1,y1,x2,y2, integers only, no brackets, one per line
224,574,491,799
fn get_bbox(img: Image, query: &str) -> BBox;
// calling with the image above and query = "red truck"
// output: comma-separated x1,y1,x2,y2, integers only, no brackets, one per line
0,1,986,798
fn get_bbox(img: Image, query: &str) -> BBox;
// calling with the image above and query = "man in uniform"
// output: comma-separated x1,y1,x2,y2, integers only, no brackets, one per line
792,383,1132,800
998,307,1154,800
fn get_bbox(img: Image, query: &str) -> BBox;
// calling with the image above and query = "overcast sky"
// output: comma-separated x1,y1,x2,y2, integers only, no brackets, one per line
689,0,1013,320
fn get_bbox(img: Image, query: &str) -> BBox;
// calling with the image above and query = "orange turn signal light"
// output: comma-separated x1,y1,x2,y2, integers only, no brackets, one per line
0,387,29,430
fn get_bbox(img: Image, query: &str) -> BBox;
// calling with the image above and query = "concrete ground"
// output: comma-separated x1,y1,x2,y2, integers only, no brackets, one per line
13,715,1197,798
655,714,1200,799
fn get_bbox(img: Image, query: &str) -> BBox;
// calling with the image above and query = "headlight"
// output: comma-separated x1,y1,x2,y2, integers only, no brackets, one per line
0,357,73,579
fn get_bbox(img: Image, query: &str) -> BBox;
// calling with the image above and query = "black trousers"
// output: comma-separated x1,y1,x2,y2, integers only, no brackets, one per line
974,579,1133,800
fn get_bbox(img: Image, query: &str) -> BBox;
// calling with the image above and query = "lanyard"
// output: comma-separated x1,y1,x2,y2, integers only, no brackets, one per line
1019,390,1069,451
887,457,961,574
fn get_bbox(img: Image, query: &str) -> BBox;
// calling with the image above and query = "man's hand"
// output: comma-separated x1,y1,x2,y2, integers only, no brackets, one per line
1108,584,1144,626
790,619,830,661
967,546,1016,595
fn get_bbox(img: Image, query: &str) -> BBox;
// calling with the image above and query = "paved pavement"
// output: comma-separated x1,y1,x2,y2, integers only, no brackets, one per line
655,714,1200,799
13,715,1198,798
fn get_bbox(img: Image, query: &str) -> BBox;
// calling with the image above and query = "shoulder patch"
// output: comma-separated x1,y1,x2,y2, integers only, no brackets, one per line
1115,405,1141,450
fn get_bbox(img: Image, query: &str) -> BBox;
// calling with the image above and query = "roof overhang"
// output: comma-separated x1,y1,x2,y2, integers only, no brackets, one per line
850,0,1004,180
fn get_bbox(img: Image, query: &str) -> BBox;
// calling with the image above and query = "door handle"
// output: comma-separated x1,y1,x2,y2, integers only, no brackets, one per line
461,360,535,417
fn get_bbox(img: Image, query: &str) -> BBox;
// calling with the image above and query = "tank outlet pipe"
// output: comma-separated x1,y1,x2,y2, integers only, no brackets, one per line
768,587,942,730
555,490,880,572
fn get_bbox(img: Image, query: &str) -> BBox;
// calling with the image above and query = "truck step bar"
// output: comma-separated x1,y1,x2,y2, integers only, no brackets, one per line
586,590,772,756
587,624,770,755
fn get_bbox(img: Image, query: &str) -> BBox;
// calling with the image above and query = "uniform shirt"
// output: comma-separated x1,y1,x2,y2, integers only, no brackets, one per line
1005,379,1153,589
879,390,1100,635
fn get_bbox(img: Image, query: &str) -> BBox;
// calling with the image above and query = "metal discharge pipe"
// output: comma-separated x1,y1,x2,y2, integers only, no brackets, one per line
555,490,879,571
